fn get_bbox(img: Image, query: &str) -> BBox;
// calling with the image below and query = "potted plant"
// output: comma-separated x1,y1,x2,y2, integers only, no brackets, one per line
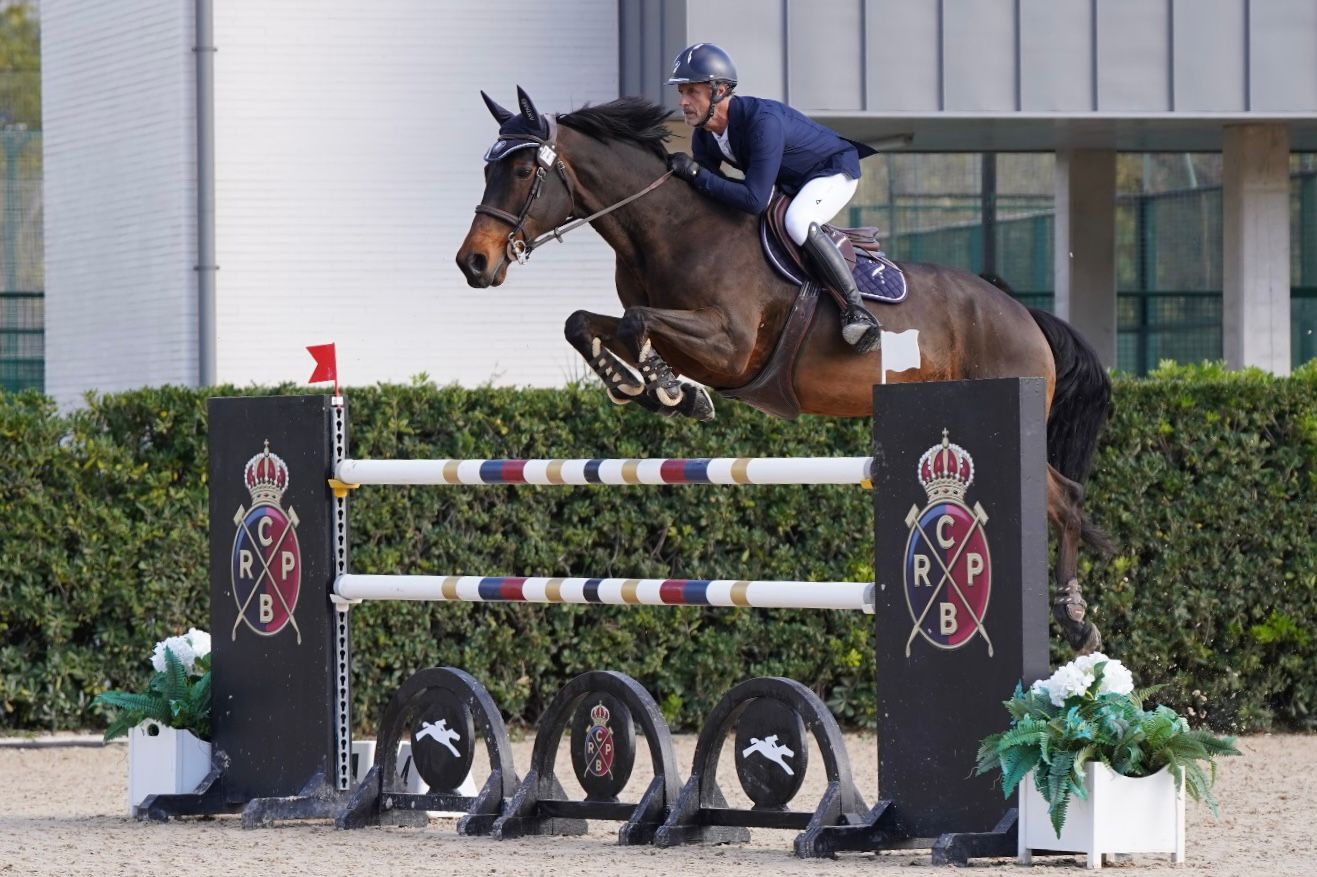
975,653,1239,869
93,628,213,817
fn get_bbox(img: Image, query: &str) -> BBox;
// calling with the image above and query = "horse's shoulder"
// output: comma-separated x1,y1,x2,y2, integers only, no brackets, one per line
613,258,650,305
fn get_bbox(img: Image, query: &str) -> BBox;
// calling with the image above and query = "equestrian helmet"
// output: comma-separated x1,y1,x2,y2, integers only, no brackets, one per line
667,43,738,88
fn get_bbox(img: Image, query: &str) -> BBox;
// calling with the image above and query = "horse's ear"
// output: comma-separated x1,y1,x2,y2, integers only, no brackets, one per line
515,85,539,122
481,91,515,124
515,85,550,138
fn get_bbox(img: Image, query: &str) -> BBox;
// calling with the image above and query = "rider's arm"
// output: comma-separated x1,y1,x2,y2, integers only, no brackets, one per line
690,132,723,174
693,113,783,214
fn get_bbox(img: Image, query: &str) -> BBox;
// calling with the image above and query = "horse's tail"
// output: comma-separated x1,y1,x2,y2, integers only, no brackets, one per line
1028,307,1115,555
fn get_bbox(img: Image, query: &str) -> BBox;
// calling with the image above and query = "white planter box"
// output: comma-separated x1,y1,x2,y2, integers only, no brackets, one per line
1019,763,1186,869
127,721,212,817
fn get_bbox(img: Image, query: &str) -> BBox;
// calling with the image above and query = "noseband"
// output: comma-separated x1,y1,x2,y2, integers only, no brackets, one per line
475,115,672,266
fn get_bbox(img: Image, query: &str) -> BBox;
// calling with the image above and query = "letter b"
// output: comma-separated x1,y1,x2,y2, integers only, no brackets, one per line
939,602,957,635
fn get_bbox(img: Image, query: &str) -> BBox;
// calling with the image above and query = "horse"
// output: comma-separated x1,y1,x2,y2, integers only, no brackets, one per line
455,89,1113,654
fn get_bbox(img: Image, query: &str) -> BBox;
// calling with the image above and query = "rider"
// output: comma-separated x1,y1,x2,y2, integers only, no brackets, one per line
666,43,882,354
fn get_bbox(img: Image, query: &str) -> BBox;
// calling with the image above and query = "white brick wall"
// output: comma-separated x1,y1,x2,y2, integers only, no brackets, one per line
212,0,621,389
42,0,197,407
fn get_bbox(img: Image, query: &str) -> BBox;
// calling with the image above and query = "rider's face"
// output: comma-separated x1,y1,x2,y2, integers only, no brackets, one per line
677,82,716,125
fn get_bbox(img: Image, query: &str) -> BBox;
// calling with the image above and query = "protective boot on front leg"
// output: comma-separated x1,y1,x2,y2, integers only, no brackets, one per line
636,341,685,408
589,338,645,405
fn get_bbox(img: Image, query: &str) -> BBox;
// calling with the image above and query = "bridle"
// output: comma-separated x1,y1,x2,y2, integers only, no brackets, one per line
474,114,672,266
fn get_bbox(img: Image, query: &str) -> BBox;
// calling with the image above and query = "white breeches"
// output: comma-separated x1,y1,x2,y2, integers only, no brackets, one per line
783,173,859,246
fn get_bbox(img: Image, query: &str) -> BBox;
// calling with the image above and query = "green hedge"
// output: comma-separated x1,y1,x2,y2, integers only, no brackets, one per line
1,363,1313,735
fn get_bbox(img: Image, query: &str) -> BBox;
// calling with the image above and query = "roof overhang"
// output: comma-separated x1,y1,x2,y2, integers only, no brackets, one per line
811,113,1317,153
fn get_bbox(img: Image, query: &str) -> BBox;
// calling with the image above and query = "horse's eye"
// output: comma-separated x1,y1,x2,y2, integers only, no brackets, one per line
516,166,533,179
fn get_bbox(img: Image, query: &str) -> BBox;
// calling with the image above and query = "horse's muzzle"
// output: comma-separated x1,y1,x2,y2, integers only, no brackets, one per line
455,247,507,288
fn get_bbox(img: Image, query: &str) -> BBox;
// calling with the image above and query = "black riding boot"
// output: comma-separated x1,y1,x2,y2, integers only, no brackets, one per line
804,223,882,354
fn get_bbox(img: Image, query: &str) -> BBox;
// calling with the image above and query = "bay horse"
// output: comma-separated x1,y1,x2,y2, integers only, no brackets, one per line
456,89,1112,653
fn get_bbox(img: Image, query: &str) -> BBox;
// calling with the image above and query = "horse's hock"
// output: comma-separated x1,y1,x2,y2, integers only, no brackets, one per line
141,379,1050,864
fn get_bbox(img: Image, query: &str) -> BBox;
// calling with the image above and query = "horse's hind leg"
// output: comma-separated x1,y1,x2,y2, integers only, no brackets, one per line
1047,464,1102,655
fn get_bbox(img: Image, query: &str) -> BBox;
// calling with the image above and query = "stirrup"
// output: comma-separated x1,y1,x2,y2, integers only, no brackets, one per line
841,309,881,354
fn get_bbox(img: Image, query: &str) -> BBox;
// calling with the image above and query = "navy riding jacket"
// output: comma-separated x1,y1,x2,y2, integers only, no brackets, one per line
690,95,876,215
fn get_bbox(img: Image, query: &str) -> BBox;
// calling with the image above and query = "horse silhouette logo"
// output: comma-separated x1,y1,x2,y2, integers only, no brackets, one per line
741,734,796,776
230,440,302,642
415,719,462,758
902,430,993,656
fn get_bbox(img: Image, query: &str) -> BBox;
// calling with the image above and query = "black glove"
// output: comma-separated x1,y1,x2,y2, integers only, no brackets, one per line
668,152,701,183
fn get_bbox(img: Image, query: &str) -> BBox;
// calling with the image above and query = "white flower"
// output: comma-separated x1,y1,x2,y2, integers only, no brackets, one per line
150,629,211,675
184,628,212,660
1047,665,1091,706
1096,659,1134,696
1030,653,1137,707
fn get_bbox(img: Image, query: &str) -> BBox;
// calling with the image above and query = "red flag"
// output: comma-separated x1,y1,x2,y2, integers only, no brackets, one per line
307,343,338,395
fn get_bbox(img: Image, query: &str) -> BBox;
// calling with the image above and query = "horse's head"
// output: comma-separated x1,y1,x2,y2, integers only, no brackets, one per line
456,87,577,287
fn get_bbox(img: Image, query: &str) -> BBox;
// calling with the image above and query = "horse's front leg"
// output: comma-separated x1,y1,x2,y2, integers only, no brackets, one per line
564,309,670,410
615,306,753,422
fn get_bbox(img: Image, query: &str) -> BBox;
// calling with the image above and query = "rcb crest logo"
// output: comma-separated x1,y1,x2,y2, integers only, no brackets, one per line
230,440,302,642
582,702,615,780
903,430,993,656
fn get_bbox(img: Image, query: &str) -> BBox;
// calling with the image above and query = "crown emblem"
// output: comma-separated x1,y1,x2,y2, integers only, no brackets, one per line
590,702,611,726
916,430,974,502
244,440,290,505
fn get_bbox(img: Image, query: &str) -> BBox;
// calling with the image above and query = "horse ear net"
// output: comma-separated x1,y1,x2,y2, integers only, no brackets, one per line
481,91,514,124
516,85,540,122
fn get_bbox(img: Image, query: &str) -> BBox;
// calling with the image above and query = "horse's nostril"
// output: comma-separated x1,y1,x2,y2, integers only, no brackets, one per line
467,252,487,275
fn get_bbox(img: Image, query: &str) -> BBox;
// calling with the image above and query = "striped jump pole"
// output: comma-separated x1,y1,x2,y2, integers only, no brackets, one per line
335,574,875,612
334,456,873,487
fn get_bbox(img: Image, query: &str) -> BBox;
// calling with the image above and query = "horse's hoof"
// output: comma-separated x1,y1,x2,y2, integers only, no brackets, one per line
655,384,682,407
1066,621,1102,655
681,386,716,422
1054,614,1094,653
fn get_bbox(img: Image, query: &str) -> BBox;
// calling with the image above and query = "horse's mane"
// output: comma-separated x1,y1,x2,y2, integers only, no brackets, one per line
558,97,674,161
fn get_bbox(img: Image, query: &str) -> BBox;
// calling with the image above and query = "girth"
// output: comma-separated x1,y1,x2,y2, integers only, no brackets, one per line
717,282,821,420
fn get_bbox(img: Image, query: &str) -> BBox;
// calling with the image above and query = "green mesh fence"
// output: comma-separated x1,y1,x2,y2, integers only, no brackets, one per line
1,128,42,392
847,153,1316,375
1293,166,1317,363
0,291,41,390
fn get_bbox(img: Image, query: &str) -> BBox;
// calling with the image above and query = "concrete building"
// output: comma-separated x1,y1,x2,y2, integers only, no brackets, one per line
40,0,1317,406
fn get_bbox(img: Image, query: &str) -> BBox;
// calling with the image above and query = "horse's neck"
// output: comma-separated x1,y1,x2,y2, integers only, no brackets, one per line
564,132,738,273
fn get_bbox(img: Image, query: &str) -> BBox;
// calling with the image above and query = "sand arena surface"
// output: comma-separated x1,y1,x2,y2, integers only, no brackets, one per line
0,732,1312,876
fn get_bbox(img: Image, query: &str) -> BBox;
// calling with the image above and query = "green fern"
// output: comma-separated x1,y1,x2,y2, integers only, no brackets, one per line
92,646,212,742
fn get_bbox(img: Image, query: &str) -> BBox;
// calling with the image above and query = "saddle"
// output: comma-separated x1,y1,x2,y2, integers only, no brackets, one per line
759,192,907,304
720,193,908,419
